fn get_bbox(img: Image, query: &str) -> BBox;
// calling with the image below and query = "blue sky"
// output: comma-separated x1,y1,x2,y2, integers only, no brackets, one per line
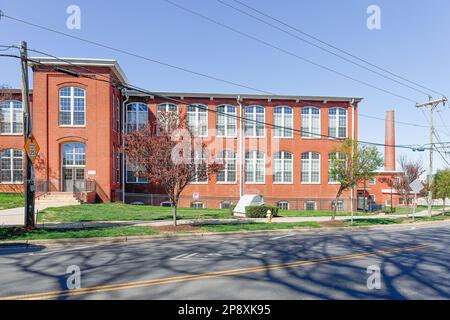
1,0,449,171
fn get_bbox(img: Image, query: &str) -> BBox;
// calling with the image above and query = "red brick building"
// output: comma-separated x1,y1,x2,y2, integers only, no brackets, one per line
1,57,371,211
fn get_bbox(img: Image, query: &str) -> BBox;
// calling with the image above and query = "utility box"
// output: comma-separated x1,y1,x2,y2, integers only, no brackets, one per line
233,194,264,216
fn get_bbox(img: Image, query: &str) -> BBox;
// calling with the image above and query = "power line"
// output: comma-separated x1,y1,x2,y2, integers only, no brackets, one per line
0,13,275,95
216,0,432,97
227,0,446,98
162,0,418,104
0,50,428,152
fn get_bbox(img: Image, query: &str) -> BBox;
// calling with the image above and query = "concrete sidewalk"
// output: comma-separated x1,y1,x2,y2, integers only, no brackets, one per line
0,203,77,227
32,210,443,230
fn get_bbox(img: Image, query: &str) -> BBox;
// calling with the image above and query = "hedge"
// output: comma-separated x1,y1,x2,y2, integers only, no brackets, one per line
245,205,279,218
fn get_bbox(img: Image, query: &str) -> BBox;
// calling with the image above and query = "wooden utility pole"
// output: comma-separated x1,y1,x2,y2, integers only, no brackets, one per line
19,40,35,228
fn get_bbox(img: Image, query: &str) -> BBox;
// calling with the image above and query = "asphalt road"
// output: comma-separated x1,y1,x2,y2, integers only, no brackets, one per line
0,223,449,300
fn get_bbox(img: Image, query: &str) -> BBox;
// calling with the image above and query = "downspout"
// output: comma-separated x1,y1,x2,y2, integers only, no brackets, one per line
350,98,356,221
121,88,129,203
237,96,243,199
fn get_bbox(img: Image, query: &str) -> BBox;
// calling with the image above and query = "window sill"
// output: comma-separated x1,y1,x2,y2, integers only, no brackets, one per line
272,136,294,139
0,182,23,185
59,125,86,128
0,133,23,136
245,182,266,185
273,182,294,185
301,182,321,185
189,182,208,185
216,182,237,185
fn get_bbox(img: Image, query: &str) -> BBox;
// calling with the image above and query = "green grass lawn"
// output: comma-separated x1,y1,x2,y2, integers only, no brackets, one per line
0,193,24,210
201,221,322,232
0,226,159,241
345,213,450,227
38,203,234,223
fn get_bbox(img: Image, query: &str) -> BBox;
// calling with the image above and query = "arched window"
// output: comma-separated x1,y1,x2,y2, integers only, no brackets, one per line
245,151,265,183
328,152,345,183
59,87,86,126
301,152,320,183
273,106,293,138
216,105,237,137
217,150,236,183
329,107,347,138
0,100,22,134
301,107,320,137
273,151,293,183
157,103,178,132
187,104,208,137
244,106,265,137
0,149,23,184
126,103,148,133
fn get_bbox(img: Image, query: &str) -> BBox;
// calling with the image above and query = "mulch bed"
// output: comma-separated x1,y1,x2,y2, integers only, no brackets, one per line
319,221,346,227
150,225,202,233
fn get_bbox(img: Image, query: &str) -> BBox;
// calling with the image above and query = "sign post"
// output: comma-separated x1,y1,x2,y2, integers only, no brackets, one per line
409,179,424,222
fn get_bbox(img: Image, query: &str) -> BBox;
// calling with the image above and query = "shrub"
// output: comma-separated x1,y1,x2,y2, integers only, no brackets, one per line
384,207,396,214
245,205,279,218
229,203,236,214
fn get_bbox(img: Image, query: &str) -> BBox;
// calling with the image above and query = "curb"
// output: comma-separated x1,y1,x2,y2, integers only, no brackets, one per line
1,219,449,248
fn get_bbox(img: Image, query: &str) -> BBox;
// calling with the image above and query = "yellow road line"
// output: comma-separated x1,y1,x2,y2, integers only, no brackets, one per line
0,243,430,300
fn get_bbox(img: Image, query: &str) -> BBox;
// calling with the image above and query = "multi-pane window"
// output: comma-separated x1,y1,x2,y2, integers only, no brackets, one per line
328,107,347,138
216,105,237,137
0,149,23,183
273,106,293,138
116,97,120,132
277,201,289,210
217,150,236,183
187,104,208,137
62,143,86,166
301,152,320,183
301,107,320,137
245,151,265,183
305,201,316,211
220,201,231,209
59,87,86,126
157,103,178,132
126,157,148,184
328,152,345,183
273,152,293,183
191,202,204,209
112,96,120,132
126,103,148,133
116,147,121,183
0,100,22,134
332,200,344,211
192,150,208,183
244,106,265,137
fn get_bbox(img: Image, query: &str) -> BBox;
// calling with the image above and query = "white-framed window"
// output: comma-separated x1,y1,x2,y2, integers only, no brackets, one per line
0,149,23,184
116,147,121,183
305,201,316,211
328,152,345,183
192,150,208,183
112,147,116,182
273,151,293,183
220,201,232,209
126,156,148,184
160,201,174,207
0,100,22,134
301,152,320,183
126,103,148,133
301,106,320,138
114,96,120,132
187,104,208,137
277,201,289,210
244,106,265,137
216,105,237,137
273,106,293,138
245,151,265,183
328,107,347,138
59,87,86,126
331,200,344,211
157,103,178,132
399,197,405,205
191,202,204,209
217,150,236,183
112,94,117,133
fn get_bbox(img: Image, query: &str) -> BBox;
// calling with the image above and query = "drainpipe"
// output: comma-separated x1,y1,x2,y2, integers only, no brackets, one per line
350,99,356,221
121,88,129,203
237,96,243,199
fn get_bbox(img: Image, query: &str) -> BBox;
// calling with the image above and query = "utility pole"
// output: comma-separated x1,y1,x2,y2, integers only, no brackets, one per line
416,96,447,217
19,41,35,228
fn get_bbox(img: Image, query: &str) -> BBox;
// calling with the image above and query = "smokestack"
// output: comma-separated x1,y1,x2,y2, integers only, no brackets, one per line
385,110,396,171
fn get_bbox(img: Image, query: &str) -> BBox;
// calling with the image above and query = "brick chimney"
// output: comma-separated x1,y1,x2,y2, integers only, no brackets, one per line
385,110,396,171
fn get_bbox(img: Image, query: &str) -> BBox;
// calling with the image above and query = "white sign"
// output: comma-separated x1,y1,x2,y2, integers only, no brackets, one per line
409,179,424,194
88,170,96,175
193,192,200,200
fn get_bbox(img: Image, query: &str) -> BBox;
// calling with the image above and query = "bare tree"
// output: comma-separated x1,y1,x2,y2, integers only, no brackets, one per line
393,155,425,212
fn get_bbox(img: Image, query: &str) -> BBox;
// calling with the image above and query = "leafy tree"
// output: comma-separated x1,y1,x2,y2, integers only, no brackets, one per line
124,111,223,228
329,139,383,221
433,168,450,216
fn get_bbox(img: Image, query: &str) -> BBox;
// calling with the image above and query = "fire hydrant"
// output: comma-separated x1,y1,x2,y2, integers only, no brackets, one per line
266,210,273,223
